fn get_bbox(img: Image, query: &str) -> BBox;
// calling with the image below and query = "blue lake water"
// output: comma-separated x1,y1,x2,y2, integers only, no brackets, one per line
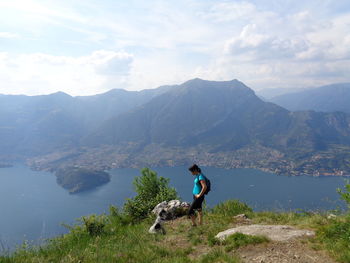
0,164,348,251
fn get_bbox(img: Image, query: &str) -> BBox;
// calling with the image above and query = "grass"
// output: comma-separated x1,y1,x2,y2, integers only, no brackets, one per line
223,233,269,249
0,200,349,263
317,215,350,262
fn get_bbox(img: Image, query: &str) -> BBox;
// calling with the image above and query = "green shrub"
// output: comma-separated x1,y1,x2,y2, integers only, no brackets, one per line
211,200,253,217
108,205,132,226
123,168,178,221
317,218,350,262
337,180,350,209
81,214,107,236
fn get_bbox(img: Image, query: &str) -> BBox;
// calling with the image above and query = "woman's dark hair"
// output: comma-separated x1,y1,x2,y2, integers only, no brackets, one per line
188,164,201,173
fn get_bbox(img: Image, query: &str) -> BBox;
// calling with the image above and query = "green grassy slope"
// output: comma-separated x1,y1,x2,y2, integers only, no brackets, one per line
1,200,349,263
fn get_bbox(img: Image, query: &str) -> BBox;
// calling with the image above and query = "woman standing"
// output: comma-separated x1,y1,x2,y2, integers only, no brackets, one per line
188,164,207,226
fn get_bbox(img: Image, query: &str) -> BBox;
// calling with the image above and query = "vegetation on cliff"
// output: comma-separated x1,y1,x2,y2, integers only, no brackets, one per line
123,167,178,221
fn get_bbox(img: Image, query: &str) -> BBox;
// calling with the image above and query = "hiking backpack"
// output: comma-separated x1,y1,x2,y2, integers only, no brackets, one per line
203,175,211,195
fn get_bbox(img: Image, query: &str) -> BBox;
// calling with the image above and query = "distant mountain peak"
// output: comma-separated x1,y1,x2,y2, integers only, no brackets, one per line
181,78,248,89
49,91,72,98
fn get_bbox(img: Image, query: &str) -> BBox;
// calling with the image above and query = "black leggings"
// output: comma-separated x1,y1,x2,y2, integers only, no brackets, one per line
188,195,205,216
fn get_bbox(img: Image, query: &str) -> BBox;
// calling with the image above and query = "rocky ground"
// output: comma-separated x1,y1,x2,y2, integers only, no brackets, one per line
159,216,337,263
238,240,335,263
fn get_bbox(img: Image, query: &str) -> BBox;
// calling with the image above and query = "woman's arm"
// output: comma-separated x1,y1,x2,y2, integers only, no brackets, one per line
195,180,207,198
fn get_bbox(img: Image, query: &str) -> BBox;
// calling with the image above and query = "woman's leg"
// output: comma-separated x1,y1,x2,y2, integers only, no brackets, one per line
190,214,197,226
189,196,205,226
198,210,203,225
188,195,200,226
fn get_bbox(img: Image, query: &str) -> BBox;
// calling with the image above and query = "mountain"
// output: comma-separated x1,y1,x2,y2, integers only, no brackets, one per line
85,79,350,152
2,79,350,176
84,78,265,148
76,79,350,176
255,87,309,100
75,85,174,131
0,92,81,156
269,83,350,113
0,86,173,158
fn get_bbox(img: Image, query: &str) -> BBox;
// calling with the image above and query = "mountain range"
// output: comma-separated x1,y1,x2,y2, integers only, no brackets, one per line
1,79,350,176
267,83,350,113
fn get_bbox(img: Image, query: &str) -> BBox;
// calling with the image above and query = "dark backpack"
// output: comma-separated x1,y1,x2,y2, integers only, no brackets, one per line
200,175,211,195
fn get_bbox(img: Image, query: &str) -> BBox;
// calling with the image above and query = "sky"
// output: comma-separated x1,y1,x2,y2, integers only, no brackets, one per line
0,0,350,96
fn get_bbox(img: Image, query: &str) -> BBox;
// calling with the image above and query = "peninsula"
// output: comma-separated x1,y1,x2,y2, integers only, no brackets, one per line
55,167,111,194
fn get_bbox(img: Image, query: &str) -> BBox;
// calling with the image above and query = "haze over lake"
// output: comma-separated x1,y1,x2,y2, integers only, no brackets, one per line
0,164,347,251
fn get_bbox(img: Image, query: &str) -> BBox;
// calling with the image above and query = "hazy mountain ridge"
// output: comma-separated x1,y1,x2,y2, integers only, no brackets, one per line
85,79,350,154
2,79,350,176
269,83,350,113
0,86,172,157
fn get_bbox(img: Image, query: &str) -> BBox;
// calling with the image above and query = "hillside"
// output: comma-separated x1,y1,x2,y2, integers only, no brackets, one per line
1,78,350,178
86,78,350,152
269,83,350,113
1,200,348,263
38,78,350,177
256,87,310,100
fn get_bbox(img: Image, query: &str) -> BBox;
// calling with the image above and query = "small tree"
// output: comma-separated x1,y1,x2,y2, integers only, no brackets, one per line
337,180,350,210
124,168,178,221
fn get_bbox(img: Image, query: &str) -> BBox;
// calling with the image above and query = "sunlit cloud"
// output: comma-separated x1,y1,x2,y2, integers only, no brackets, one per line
0,32,20,39
0,50,133,96
0,0,349,94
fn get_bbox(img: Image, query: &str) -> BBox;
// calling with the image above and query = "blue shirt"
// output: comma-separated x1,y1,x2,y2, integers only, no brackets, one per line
193,174,205,195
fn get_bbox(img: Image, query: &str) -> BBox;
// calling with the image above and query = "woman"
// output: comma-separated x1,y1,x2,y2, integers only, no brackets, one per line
188,164,207,226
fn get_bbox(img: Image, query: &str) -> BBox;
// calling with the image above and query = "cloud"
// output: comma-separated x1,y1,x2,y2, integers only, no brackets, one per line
196,2,350,89
224,24,309,61
0,32,20,39
0,0,350,94
0,0,87,24
92,50,133,76
0,50,134,96
202,1,273,23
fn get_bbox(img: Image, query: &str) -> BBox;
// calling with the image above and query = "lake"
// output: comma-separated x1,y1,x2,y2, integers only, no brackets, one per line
0,164,348,251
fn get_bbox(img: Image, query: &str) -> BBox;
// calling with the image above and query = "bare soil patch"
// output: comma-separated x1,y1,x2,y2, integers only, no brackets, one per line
238,239,336,263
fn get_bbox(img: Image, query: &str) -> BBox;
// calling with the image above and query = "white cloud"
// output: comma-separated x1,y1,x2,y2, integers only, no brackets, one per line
0,32,20,39
0,50,133,96
0,0,87,24
202,1,274,23
0,0,350,94
224,24,309,61
197,2,350,90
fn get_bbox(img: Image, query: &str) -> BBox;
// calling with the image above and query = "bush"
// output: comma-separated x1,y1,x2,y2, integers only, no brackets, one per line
211,200,253,217
109,205,132,226
123,168,178,221
337,180,350,209
81,214,107,236
317,219,350,262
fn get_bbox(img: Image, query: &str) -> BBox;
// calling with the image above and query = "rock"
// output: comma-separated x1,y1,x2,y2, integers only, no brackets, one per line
149,200,190,234
327,213,337,219
234,214,248,220
233,214,252,224
149,216,166,234
215,225,315,242
152,200,190,220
